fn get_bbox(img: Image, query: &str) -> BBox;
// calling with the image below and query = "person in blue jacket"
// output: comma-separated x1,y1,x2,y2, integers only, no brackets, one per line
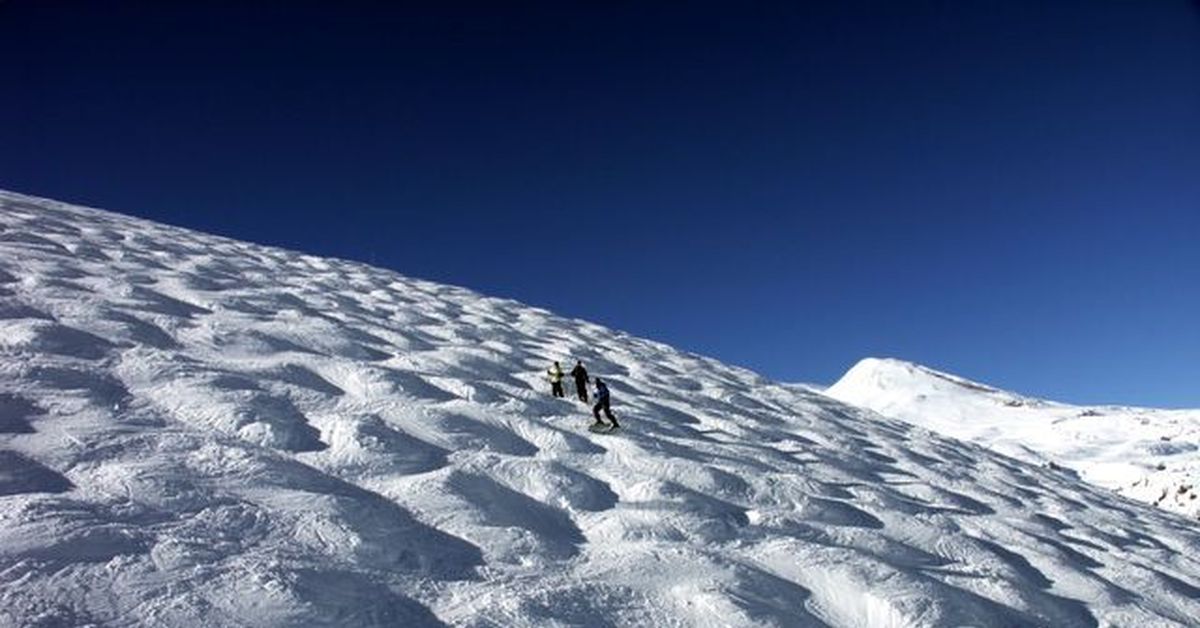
592,378,619,428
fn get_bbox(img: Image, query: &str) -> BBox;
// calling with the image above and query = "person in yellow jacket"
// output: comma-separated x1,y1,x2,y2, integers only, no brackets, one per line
547,361,565,398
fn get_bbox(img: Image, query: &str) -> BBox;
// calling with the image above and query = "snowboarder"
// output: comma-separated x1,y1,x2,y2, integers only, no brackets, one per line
548,361,565,398
570,360,590,402
592,378,619,429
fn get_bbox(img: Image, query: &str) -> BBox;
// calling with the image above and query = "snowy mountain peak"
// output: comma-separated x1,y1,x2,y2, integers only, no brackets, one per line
3,190,1200,627
828,357,1200,521
832,357,1035,406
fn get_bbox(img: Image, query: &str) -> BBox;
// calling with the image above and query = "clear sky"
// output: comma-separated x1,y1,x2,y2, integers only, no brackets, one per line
3,2,1198,406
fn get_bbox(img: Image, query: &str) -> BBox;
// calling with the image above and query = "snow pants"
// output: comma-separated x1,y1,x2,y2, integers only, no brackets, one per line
593,398,617,425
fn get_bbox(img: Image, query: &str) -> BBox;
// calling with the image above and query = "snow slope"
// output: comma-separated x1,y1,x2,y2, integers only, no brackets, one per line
826,358,1200,520
3,190,1200,627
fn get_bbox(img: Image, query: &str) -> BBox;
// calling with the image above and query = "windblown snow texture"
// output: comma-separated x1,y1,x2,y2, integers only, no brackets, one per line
2,190,1200,627
828,357,1200,520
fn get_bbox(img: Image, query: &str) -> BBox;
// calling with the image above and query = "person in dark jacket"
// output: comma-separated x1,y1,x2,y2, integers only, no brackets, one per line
592,378,619,428
570,361,590,402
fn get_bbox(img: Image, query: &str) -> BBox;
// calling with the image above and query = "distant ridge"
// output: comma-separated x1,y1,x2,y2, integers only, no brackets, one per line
828,357,1200,519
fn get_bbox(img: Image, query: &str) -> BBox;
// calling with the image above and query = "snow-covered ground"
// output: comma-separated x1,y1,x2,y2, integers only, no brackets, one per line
827,358,1200,520
3,190,1200,627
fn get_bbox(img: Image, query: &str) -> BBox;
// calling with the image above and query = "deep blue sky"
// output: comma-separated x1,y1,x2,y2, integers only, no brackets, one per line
3,2,1199,406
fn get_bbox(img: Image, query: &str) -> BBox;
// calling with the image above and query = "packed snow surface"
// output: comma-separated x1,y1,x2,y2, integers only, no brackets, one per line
3,190,1200,627
827,358,1200,520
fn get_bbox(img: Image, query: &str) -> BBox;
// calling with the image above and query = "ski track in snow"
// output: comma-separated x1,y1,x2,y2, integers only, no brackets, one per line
1,190,1200,627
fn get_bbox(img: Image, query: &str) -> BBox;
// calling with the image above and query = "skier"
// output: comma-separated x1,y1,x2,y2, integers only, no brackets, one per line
592,378,619,429
570,360,590,402
547,361,565,398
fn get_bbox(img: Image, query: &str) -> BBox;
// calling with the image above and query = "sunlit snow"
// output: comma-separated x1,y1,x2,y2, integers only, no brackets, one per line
827,357,1200,520
2,190,1199,627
